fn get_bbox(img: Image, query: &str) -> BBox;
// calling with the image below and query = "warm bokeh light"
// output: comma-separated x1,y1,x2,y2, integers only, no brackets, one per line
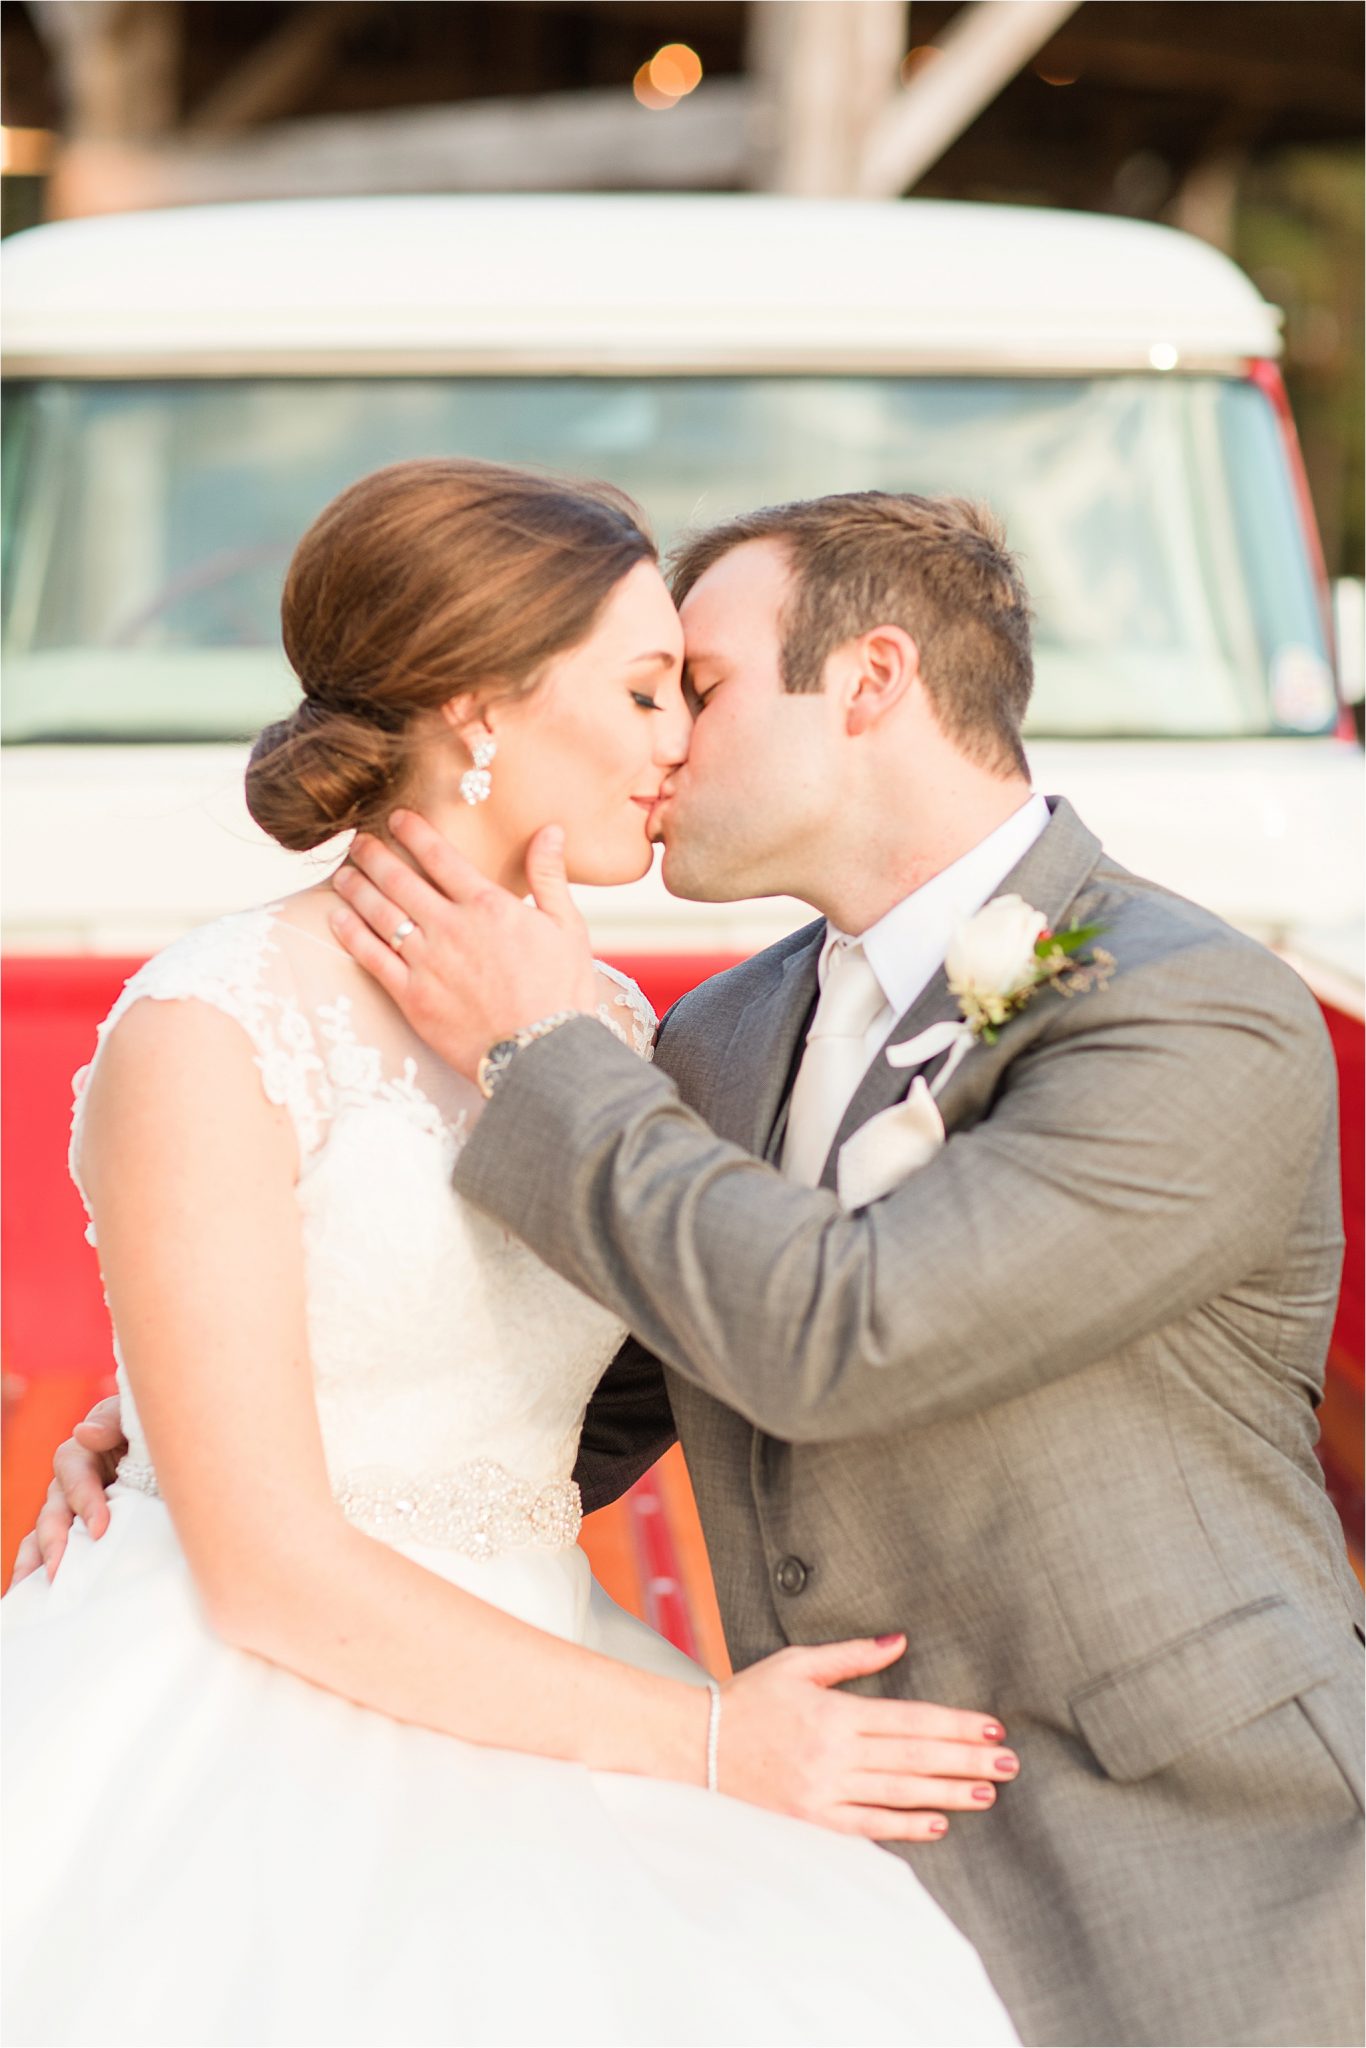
648,43,703,97
1035,62,1080,86
632,62,678,112
899,45,943,86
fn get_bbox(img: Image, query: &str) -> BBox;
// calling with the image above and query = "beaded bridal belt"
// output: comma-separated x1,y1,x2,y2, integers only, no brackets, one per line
115,1454,583,1559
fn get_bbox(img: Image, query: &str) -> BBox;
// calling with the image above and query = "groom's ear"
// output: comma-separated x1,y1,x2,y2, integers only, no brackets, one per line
844,625,920,736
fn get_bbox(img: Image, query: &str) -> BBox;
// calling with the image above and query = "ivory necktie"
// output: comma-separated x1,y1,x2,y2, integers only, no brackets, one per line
782,939,888,1187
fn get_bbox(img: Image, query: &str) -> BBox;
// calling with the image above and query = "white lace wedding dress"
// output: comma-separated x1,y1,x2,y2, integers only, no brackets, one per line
3,901,1017,2048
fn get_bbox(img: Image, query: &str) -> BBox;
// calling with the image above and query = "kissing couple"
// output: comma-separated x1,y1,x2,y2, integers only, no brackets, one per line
7,461,1362,2048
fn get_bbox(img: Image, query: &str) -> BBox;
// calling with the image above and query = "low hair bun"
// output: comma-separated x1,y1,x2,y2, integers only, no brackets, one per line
245,699,401,853
249,457,656,854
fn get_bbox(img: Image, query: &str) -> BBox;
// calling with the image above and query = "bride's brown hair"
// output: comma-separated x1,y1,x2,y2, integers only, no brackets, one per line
246,458,656,852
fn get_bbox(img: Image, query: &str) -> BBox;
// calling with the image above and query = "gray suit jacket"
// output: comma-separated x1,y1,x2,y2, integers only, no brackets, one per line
455,798,1365,2048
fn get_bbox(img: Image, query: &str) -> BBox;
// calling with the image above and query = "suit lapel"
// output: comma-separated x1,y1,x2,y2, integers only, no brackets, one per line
709,920,823,1156
817,796,1106,1191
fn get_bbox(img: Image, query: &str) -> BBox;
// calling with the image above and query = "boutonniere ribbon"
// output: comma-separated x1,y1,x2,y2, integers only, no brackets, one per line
886,1018,977,1092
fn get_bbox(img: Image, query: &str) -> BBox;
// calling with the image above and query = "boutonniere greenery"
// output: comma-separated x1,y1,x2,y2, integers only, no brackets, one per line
945,894,1115,1045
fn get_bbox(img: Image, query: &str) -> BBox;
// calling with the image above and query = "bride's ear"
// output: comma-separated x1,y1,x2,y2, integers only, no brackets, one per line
439,694,474,734
440,695,495,750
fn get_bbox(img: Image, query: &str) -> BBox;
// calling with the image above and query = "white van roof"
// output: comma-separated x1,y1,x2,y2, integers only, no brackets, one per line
2,193,1280,376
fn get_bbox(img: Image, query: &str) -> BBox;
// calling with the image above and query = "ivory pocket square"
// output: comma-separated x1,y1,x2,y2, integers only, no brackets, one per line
836,1078,946,1211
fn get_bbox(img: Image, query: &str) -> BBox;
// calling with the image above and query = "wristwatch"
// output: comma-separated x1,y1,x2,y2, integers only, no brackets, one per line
476,1010,585,1099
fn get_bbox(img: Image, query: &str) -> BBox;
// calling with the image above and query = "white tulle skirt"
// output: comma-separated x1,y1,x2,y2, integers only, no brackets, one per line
3,1487,1018,2048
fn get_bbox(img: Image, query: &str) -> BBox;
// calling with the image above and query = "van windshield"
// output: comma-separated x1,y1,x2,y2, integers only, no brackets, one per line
0,373,1336,743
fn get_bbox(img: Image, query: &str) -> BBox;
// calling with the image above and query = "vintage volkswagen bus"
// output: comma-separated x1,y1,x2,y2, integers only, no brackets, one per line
3,196,1361,1618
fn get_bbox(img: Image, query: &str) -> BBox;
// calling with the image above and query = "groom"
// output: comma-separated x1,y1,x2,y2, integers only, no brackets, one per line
37,494,1365,2045
330,492,1363,2048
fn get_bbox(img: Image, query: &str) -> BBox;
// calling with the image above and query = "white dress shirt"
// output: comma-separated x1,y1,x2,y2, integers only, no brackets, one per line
816,791,1051,1074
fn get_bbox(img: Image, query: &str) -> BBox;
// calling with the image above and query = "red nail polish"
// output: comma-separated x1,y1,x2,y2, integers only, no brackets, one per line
981,1722,1005,1742
994,1754,1018,1775
928,1818,949,1836
874,1632,904,1646
971,1785,995,1803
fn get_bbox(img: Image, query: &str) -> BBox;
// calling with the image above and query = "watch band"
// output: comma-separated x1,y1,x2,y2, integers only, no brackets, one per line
476,1009,585,1099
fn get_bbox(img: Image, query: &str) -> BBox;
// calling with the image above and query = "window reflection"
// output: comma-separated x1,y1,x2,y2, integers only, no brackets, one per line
0,375,1334,742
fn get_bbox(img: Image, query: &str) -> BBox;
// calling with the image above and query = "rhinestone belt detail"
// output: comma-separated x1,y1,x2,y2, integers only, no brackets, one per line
116,1454,582,1558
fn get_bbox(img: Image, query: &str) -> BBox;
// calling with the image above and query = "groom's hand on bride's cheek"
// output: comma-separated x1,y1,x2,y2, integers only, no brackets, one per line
330,812,600,1081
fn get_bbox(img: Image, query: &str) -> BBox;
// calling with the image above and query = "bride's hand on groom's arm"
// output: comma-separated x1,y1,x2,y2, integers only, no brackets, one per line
723,1633,1018,1841
10,1396,127,1585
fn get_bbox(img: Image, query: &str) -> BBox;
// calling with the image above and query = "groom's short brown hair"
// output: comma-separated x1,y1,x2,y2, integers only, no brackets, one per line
668,492,1033,777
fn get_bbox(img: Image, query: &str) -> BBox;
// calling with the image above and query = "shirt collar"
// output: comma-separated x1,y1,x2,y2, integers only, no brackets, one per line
821,792,1052,1015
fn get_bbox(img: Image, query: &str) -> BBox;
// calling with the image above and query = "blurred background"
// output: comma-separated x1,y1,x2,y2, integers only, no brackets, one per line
3,1,1360,576
2,2,1361,1633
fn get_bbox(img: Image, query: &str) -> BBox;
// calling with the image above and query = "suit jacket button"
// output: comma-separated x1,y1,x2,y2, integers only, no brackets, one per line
775,1555,809,1595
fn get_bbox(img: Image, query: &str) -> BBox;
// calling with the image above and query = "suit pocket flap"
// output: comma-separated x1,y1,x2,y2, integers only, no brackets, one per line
1070,1596,1335,1784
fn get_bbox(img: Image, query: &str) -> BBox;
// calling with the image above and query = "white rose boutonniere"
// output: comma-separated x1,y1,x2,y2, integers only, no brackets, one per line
845,896,1116,1212
944,896,1049,1021
946,893,1115,1043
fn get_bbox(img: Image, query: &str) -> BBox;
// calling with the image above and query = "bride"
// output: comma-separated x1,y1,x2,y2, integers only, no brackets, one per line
3,459,1019,2048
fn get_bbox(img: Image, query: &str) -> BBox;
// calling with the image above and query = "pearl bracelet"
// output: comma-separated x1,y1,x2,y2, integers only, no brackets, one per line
704,1677,722,1793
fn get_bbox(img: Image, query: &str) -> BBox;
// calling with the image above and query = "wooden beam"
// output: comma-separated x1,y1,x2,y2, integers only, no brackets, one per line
858,0,1083,197
46,79,754,218
28,0,181,141
186,2,382,138
1024,27,1361,118
747,0,908,196
1167,140,1250,253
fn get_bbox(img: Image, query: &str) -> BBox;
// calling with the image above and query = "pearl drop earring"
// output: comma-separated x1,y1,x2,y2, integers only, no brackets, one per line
459,735,497,806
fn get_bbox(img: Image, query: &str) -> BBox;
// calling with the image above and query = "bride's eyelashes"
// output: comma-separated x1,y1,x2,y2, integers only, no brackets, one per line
630,691,664,711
